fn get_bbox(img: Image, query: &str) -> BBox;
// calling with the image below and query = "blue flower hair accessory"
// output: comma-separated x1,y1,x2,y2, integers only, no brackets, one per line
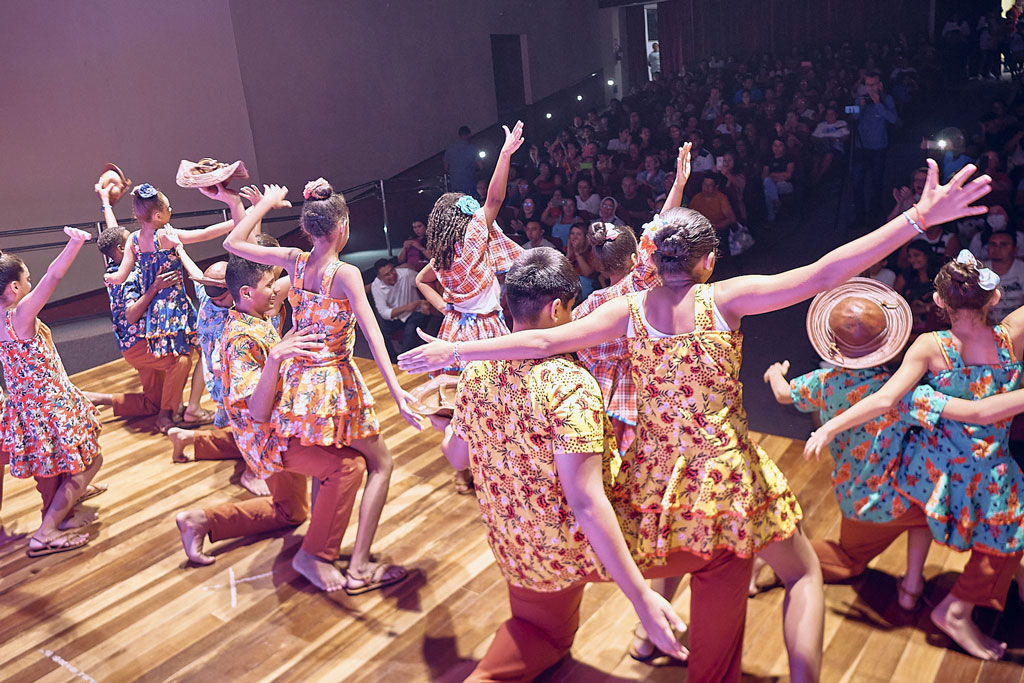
955,249,1000,291
135,183,158,200
456,195,480,216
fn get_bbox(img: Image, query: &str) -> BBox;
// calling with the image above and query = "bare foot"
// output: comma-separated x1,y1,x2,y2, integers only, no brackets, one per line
156,412,176,435
82,391,112,407
175,510,215,565
167,428,195,463
292,548,346,592
931,594,1006,660
239,469,270,496
0,524,27,547
58,506,99,530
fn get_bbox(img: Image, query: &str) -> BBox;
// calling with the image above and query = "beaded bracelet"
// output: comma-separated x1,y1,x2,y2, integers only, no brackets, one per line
101,204,113,212
913,204,927,230
902,210,925,235
452,342,462,366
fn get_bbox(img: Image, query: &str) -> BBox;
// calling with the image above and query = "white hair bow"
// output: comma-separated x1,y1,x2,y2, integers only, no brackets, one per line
955,249,1001,291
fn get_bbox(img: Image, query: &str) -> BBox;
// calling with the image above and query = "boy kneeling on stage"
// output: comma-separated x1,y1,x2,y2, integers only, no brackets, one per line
426,247,749,682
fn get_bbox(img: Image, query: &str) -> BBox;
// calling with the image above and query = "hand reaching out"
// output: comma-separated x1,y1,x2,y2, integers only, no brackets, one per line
398,328,454,374
197,182,240,203
675,142,693,187
501,120,525,157
64,226,93,243
762,360,790,384
257,184,292,210
239,184,264,206
396,389,425,431
95,183,111,202
914,159,990,227
271,327,325,363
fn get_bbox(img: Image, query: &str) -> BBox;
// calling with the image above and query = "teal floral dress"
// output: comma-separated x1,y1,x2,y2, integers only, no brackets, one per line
896,327,1024,555
130,230,197,357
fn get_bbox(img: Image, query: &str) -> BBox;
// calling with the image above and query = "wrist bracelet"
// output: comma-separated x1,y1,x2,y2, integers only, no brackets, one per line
101,204,112,212
902,210,925,235
913,204,928,231
452,342,461,366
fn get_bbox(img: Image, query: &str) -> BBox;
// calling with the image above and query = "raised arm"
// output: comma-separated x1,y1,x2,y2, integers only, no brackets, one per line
399,295,631,374
715,160,990,324
13,227,92,336
223,185,301,270
664,143,692,211
332,264,423,430
415,264,446,313
803,335,934,459
483,121,524,228
96,184,119,231
173,183,247,245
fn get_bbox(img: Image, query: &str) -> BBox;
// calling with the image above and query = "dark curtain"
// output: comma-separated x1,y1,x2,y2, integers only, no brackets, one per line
656,0,689,76
623,5,648,92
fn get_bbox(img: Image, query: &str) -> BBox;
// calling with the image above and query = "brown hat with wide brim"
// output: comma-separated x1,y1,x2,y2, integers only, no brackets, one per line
98,163,132,206
806,277,912,369
175,158,250,189
407,375,459,417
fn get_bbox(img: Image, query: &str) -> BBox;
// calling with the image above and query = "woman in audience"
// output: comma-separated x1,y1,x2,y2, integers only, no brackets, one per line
894,239,944,334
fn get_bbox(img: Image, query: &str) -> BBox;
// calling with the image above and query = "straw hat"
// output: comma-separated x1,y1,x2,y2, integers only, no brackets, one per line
806,277,912,369
97,163,132,205
175,158,249,189
407,375,459,417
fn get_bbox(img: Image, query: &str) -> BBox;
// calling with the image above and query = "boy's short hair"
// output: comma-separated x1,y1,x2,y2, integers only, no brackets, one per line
255,233,281,248
505,248,581,324
225,256,275,300
97,227,128,259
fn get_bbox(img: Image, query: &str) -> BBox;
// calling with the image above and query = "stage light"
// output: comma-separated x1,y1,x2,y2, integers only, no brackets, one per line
576,95,583,101
546,112,552,119
607,79,615,86
479,150,487,158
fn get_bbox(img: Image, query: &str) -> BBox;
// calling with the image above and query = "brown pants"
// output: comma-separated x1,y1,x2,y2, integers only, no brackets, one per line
193,428,242,461
467,549,752,683
204,440,365,561
111,342,193,416
813,505,1022,611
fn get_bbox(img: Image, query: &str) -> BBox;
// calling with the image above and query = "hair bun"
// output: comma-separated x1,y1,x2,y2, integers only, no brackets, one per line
303,177,333,201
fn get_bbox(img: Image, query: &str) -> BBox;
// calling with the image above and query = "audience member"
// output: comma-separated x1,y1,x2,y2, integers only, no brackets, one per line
444,125,481,195
371,259,435,360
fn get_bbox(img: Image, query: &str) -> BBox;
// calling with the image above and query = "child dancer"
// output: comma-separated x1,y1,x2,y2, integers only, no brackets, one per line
1,228,105,556
103,182,245,431
763,279,949,609
573,143,691,456
175,257,370,592
429,248,748,682
805,251,1024,661
402,160,991,681
223,180,415,593
417,122,526,494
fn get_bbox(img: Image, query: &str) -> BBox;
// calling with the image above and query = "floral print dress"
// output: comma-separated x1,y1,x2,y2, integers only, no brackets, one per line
0,311,101,478
275,253,379,447
130,230,197,357
895,327,1024,555
612,286,802,565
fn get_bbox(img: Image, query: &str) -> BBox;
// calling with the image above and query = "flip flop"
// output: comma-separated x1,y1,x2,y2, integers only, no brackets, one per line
26,532,90,558
344,563,408,596
627,625,685,667
178,408,215,429
78,483,108,504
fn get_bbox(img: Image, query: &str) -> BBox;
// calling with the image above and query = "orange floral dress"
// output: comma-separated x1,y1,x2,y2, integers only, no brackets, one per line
0,311,101,478
275,253,379,446
612,286,802,564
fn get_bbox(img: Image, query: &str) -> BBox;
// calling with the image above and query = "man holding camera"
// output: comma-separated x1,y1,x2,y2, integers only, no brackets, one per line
850,71,898,227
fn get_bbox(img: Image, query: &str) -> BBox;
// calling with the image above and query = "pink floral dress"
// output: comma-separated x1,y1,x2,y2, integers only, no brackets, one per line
0,311,101,478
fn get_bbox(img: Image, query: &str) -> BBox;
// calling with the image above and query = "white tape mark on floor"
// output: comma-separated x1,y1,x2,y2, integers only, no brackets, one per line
229,567,237,608
202,570,274,591
39,649,97,682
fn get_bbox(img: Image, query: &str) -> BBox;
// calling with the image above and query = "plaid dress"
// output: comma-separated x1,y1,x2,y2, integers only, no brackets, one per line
435,209,523,372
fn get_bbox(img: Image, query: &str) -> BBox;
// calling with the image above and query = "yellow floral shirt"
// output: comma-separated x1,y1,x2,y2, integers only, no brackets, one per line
451,356,617,591
220,311,287,479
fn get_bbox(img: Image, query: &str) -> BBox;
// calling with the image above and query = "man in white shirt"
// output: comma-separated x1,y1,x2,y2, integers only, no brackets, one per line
984,230,1024,323
371,259,435,359
523,221,556,250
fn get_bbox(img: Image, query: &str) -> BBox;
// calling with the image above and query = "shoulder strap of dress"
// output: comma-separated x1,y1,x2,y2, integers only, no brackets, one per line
626,292,647,339
693,283,716,331
292,252,310,291
3,310,17,340
994,324,1017,363
129,231,140,255
932,330,960,370
320,259,344,296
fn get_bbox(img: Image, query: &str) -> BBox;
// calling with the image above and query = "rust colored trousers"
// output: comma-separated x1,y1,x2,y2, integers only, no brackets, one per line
193,427,242,461
813,505,1022,611
466,548,752,683
203,441,365,561
110,342,193,416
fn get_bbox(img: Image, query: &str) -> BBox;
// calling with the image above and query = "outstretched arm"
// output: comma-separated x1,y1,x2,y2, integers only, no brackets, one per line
332,263,424,430
96,184,119,231
163,229,204,280
663,143,692,211
715,160,990,325
942,389,1024,425
415,264,446,312
223,184,302,270
804,335,934,459
483,121,524,228
399,295,631,373
173,184,247,245
13,227,92,337
763,361,793,405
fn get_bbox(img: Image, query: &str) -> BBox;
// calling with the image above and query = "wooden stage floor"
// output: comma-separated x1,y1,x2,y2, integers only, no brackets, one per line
1,356,1023,682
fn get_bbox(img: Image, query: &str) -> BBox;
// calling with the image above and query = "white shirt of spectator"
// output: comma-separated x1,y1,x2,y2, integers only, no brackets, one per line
576,193,602,216
371,266,420,322
691,148,715,174
524,237,556,250
985,257,1024,323
812,120,850,151
868,267,897,288
970,230,1024,260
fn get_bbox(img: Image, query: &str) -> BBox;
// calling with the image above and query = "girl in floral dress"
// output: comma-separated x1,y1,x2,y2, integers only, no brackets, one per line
400,159,992,681
103,182,247,431
224,180,419,594
0,228,104,557
806,251,1024,661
